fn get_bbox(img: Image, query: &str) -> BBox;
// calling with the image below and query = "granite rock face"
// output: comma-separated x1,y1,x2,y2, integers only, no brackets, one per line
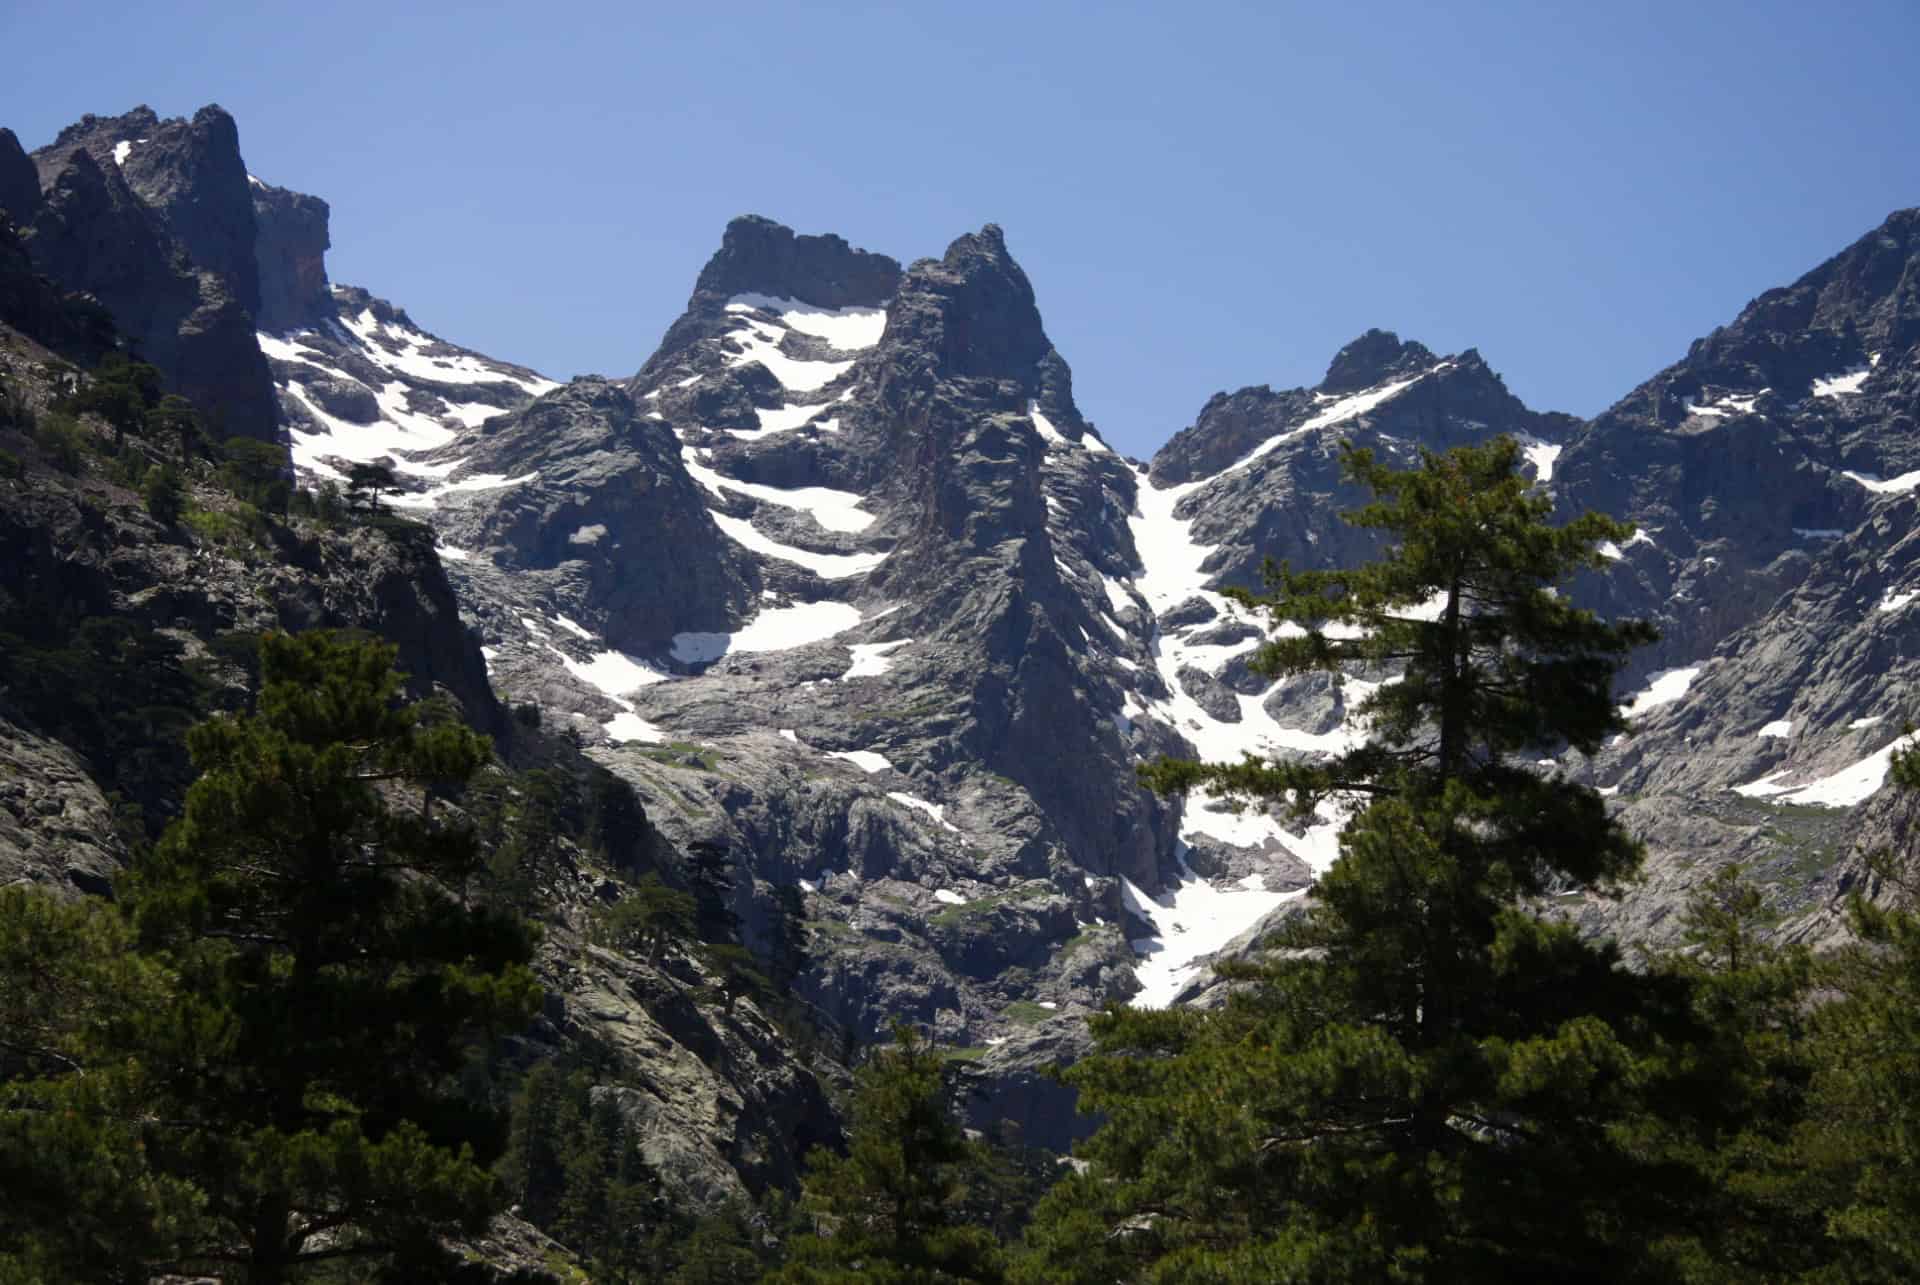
251,178,331,332
17,105,277,439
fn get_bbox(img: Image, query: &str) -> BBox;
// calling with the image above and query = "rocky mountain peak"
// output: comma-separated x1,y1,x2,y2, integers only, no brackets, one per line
35,103,259,317
636,215,900,384
694,214,900,311
885,224,1052,385
1320,327,1439,393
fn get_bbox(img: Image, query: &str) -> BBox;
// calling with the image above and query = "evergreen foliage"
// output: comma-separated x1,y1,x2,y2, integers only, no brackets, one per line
772,1024,1005,1283
1024,437,1702,1281
1788,748,1920,1279
117,630,542,1281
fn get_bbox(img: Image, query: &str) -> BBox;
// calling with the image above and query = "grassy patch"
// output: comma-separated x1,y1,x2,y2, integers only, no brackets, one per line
940,1045,992,1063
635,740,721,771
1002,1001,1054,1026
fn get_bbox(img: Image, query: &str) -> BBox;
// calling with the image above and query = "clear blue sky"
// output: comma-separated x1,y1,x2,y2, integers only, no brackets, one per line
4,0,1915,457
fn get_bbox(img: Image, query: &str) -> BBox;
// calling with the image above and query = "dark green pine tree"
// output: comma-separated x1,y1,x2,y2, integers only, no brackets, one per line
121,630,542,1283
771,1024,1004,1284
0,888,208,1281
1788,748,1920,1277
1019,437,1718,1282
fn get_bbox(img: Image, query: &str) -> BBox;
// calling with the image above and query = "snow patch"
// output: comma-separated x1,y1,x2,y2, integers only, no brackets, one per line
669,601,863,663
1843,469,1920,495
681,449,874,531
725,295,887,350
887,792,960,833
1758,719,1794,739
568,524,608,546
603,712,665,744
845,639,912,679
708,511,885,578
1813,368,1870,398
1879,589,1918,613
725,320,853,392
933,889,966,906
829,750,894,774
1621,666,1702,718
1522,439,1563,483
437,545,472,562
1122,870,1302,1009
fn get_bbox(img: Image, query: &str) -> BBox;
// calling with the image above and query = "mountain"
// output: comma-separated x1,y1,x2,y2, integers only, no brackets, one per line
6,100,1920,1228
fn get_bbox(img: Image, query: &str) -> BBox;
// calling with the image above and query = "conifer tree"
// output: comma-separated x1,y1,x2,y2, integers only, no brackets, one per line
1021,437,1705,1281
1789,749,1920,1277
772,1024,1004,1283
0,888,206,1281
121,630,541,1282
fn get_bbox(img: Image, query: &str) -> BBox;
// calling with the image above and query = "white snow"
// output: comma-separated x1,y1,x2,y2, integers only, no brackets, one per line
553,647,671,700
933,889,966,906
1880,589,1918,613
518,616,550,637
845,639,912,678
1100,575,1135,617
1122,870,1303,1009
1030,403,1070,447
1685,390,1767,419
1813,368,1871,398
437,545,472,562
568,524,608,545
1795,527,1844,539
1758,719,1794,739
1597,540,1625,561
603,712,666,744
1850,716,1884,730
1236,369,1438,474
725,295,887,350
1778,734,1920,808
1843,468,1920,495
341,309,558,394
669,600,863,663
388,471,539,510
111,139,143,166
552,615,594,640
445,402,507,428
1522,439,1563,483
282,380,458,479
829,750,894,774
733,402,829,439
708,511,885,578
887,792,961,832
725,320,854,392
256,331,329,364
1732,771,1792,799
778,728,800,743
680,449,874,531
1621,666,1702,718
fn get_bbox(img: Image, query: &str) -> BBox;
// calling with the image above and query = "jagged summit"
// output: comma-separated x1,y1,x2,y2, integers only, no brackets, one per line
696,214,901,311
1320,328,1439,393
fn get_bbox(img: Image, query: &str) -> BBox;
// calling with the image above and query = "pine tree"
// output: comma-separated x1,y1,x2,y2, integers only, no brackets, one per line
121,630,541,1282
772,1024,1004,1283
1021,437,1706,1282
1789,749,1920,1277
0,888,207,1281
1641,864,1823,1279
